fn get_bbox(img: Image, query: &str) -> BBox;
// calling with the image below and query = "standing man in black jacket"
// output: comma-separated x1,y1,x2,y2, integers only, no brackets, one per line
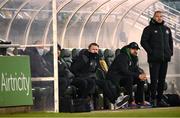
107,42,149,107
141,11,173,107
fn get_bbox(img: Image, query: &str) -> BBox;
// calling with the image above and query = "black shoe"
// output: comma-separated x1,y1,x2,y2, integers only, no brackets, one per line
157,99,170,107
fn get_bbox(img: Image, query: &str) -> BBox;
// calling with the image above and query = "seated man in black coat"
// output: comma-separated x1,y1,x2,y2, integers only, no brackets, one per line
57,45,74,97
107,42,151,107
70,43,129,109
24,47,51,77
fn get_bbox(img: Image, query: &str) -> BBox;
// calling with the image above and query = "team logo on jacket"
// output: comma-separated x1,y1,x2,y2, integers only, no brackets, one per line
154,30,158,33
166,30,169,34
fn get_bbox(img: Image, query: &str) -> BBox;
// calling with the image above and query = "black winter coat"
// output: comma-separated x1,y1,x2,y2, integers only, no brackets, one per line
24,47,51,77
106,46,143,81
70,50,100,77
141,18,173,62
58,58,74,80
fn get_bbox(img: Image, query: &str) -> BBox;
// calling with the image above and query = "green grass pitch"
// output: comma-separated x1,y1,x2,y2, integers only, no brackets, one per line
0,107,180,118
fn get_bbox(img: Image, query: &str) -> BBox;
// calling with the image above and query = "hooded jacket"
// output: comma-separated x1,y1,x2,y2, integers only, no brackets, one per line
107,46,143,81
141,18,173,62
70,49,100,77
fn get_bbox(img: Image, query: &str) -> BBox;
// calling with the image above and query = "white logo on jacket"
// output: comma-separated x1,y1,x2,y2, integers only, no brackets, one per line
154,30,158,33
166,30,169,34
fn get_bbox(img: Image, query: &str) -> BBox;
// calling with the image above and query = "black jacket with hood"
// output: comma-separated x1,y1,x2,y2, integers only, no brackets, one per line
107,46,143,81
70,49,100,78
141,18,173,63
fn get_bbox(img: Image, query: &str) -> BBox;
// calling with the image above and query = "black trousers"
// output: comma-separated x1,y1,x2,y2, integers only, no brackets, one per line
95,79,118,104
71,77,96,98
121,76,145,103
59,77,71,97
110,75,145,103
149,62,168,102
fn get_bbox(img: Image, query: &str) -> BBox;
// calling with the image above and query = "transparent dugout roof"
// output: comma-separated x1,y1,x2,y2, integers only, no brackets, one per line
0,0,165,49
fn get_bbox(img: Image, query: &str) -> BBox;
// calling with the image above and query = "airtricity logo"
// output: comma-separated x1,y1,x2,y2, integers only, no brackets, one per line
0,72,30,96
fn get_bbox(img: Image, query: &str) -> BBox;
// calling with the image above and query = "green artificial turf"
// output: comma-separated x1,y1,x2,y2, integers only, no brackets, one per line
0,107,180,117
